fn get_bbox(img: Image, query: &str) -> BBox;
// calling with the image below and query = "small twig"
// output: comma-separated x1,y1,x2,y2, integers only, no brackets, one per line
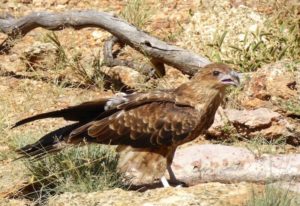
150,58,165,77
0,37,14,54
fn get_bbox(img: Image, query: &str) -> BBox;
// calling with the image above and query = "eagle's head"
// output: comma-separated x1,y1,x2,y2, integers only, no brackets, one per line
192,63,240,89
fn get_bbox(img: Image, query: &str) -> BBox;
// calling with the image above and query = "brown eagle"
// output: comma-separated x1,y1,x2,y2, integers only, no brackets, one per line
13,63,239,187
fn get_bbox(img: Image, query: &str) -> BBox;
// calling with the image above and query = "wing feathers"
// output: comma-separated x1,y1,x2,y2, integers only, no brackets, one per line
15,90,202,155
83,102,200,147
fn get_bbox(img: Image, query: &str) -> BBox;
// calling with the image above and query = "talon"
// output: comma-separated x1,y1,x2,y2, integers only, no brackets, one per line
160,176,170,188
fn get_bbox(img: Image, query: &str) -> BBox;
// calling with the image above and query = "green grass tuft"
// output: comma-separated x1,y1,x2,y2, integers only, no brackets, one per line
247,184,296,206
22,144,125,202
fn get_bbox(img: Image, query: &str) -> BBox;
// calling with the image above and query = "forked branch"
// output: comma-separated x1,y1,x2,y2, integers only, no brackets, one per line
0,10,211,75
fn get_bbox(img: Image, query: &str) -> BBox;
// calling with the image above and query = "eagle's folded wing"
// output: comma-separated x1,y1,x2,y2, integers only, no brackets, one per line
70,102,200,148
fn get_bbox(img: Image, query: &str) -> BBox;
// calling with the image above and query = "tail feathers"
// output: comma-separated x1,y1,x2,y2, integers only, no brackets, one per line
15,123,81,159
12,99,109,128
12,110,67,129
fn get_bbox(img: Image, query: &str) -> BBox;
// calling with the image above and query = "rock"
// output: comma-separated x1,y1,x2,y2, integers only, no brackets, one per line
226,108,280,129
237,61,300,115
155,67,189,90
46,144,300,205
22,42,58,71
91,30,105,40
208,108,299,143
48,182,258,206
100,66,146,89
171,144,300,184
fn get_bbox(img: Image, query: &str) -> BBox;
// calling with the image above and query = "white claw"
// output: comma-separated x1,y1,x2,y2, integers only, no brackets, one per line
160,176,171,188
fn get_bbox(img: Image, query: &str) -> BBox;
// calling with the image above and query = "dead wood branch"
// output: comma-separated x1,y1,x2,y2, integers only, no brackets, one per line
103,36,155,78
0,11,211,75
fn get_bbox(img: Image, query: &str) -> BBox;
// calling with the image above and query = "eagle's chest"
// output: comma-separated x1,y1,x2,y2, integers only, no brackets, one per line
202,100,220,130
191,95,222,138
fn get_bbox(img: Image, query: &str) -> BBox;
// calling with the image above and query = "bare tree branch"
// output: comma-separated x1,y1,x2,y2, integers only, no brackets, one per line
103,35,155,77
0,11,211,75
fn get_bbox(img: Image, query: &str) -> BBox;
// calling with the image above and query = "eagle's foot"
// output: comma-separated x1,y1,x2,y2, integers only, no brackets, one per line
160,176,188,188
160,176,171,188
169,179,188,187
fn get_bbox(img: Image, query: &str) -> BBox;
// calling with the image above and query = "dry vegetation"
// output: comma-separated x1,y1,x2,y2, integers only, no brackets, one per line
0,0,299,205
247,184,296,206
22,145,124,204
181,0,300,72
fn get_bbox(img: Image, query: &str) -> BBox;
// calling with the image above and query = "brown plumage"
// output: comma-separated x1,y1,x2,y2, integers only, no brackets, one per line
13,63,240,186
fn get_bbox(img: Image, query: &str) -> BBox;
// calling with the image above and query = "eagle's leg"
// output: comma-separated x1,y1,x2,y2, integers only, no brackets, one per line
165,149,187,187
167,164,177,182
167,164,188,187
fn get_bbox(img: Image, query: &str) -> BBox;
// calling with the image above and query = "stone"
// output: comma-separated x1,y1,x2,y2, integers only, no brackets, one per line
100,66,146,89
226,108,280,129
208,108,299,143
48,182,258,206
91,30,105,40
45,144,300,206
238,61,300,114
22,42,58,71
171,144,300,184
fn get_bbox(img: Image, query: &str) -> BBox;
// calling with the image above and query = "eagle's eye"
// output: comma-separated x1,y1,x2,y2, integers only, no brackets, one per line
212,70,220,76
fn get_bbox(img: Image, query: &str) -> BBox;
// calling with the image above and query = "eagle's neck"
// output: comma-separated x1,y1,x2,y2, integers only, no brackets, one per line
174,81,225,111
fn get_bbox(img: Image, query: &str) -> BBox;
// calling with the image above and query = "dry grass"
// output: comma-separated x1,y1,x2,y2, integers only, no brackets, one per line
44,32,107,89
222,3,300,72
247,184,297,206
0,75,120,204
120,0,153,29
21,144,125,204
242,136,289,158
181,0,299,72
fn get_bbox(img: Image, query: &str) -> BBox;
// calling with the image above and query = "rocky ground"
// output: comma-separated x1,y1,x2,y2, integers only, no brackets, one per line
0,0,299,205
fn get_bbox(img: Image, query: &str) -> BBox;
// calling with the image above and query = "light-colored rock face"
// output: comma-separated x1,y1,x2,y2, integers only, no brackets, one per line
100,66,146,89
238,61,300,113
48,182,257,206
208,108,299,143
225,108,280,129
171,144,300,185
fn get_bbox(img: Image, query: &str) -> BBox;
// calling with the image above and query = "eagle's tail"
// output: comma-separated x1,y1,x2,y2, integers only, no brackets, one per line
12,99,112,159
15,123,82,159
11,99,108,129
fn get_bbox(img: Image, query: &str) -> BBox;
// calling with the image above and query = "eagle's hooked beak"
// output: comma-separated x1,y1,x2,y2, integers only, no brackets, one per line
220,71,240,86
